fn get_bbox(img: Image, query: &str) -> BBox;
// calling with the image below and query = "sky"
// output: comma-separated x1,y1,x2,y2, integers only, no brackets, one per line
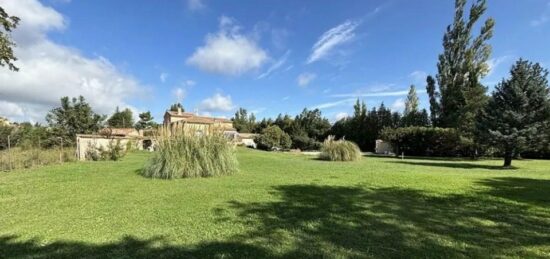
0,0,549,123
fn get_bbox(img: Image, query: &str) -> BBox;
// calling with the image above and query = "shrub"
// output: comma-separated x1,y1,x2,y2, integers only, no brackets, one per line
142,125,238,179
291,135,321,151
380,127,467,157
85,139,126,161
255,125,292,151
319,136,362,161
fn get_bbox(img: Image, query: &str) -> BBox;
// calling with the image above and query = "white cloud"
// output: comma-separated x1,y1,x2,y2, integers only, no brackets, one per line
331,89,426,98
297,72,316,87
486,55,513,76
160,72,168,83
391,98,405,112
199,93,235,112
0,0,146,122
0,101,25,117
335,112,349,121
186,16,269,76
257,50,291,79
307,20,359,64
408,71,428,85
312,98,356,110
282,96,290,101
531,2,550,27
172,88,186,102
187,0,205,11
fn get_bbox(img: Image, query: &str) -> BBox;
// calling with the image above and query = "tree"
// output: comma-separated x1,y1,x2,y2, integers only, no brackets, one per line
135,111,156,130
232,108,256,133
426,76,440,126
255,125,291,151
107,107,134,128
169,103,184,112
46,96,105,146
0,6,20,71
478,60,550,167
428,0,494,134
404,85,419,116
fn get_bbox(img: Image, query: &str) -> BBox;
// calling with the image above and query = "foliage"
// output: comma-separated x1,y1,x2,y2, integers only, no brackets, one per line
134,111,156,130
404,85,419,115
142,125,238,179
2,150,550,258
319,136,361,161
0,123,54,150
0,147,74,171
380,127,467,157
0,6,20,71
255,125,291,151
427,0,494,137
329,100,402,151
107,107,134,128
293,108,331,142
291,134,321,151
169,103,184,112
232,108,256,133
46,96,105,146
85,139,127,161
477,59,550,167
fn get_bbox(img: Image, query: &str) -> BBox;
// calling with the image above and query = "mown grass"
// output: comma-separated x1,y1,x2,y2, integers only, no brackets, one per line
1,148,549,258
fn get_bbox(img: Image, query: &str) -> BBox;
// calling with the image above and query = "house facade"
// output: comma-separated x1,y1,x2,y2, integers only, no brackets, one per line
163,108,236,133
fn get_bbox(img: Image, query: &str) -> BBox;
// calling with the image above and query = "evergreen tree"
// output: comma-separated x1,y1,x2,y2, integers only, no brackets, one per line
426,76,440,126
478,59,550,167
232,108,256,133
107,107,134,128
169,103,184,112
135,111,156,130
429,0,494,133
404,85,419,116
46,96,105,145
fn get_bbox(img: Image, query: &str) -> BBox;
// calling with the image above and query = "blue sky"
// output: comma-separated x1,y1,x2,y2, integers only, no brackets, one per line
1,0,549,123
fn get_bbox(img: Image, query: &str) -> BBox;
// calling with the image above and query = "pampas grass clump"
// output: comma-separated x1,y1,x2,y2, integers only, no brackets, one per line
319,136,361,162
142,125,238,179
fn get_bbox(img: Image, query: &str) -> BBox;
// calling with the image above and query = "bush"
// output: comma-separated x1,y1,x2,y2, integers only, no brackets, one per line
319,136,362,161
85,139,126,161
141,125,238,179
380,127,467,157
291,135,321,151
255,125,292,151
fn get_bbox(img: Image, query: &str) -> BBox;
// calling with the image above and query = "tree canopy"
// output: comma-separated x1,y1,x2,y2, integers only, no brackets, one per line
0,6,20,71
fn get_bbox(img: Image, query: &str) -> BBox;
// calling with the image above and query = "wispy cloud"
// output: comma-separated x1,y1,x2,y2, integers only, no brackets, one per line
187,0,205,11
486,55,514,76
531,2,550,27
408,71,427,85
257,50,291,79
297,72,316,87
160,72,168,83
311,98,356,110
390,98,405,112
307,20,359,64
331,89,426,98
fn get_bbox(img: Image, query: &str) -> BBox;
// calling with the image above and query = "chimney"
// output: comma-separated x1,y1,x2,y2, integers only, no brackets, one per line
177,106,182,115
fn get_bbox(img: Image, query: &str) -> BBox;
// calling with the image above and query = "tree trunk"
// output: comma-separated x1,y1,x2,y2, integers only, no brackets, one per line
503,151,513,168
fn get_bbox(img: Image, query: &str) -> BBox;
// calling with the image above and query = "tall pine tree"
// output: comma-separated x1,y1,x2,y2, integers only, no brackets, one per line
478,59,550,167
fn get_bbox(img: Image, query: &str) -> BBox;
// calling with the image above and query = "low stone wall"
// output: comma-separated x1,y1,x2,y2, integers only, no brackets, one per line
76,135,143,161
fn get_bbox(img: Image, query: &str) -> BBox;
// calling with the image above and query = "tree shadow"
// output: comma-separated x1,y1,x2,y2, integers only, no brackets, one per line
478,177,550,206
2,182,549,258
386,160,513,170
225,184,550,257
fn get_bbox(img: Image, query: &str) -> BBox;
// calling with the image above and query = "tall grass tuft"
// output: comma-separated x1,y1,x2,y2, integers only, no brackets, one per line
141,124,238,179
319,136,362,162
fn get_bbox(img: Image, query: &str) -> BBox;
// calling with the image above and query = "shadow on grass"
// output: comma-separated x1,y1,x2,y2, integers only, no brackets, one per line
2,179,550,258
386,160,514,170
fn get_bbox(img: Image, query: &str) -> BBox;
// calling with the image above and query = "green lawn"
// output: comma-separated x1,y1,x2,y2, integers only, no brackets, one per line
1,148,550,258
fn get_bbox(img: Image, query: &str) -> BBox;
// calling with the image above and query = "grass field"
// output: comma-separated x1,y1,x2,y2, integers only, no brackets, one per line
1,148,550,258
